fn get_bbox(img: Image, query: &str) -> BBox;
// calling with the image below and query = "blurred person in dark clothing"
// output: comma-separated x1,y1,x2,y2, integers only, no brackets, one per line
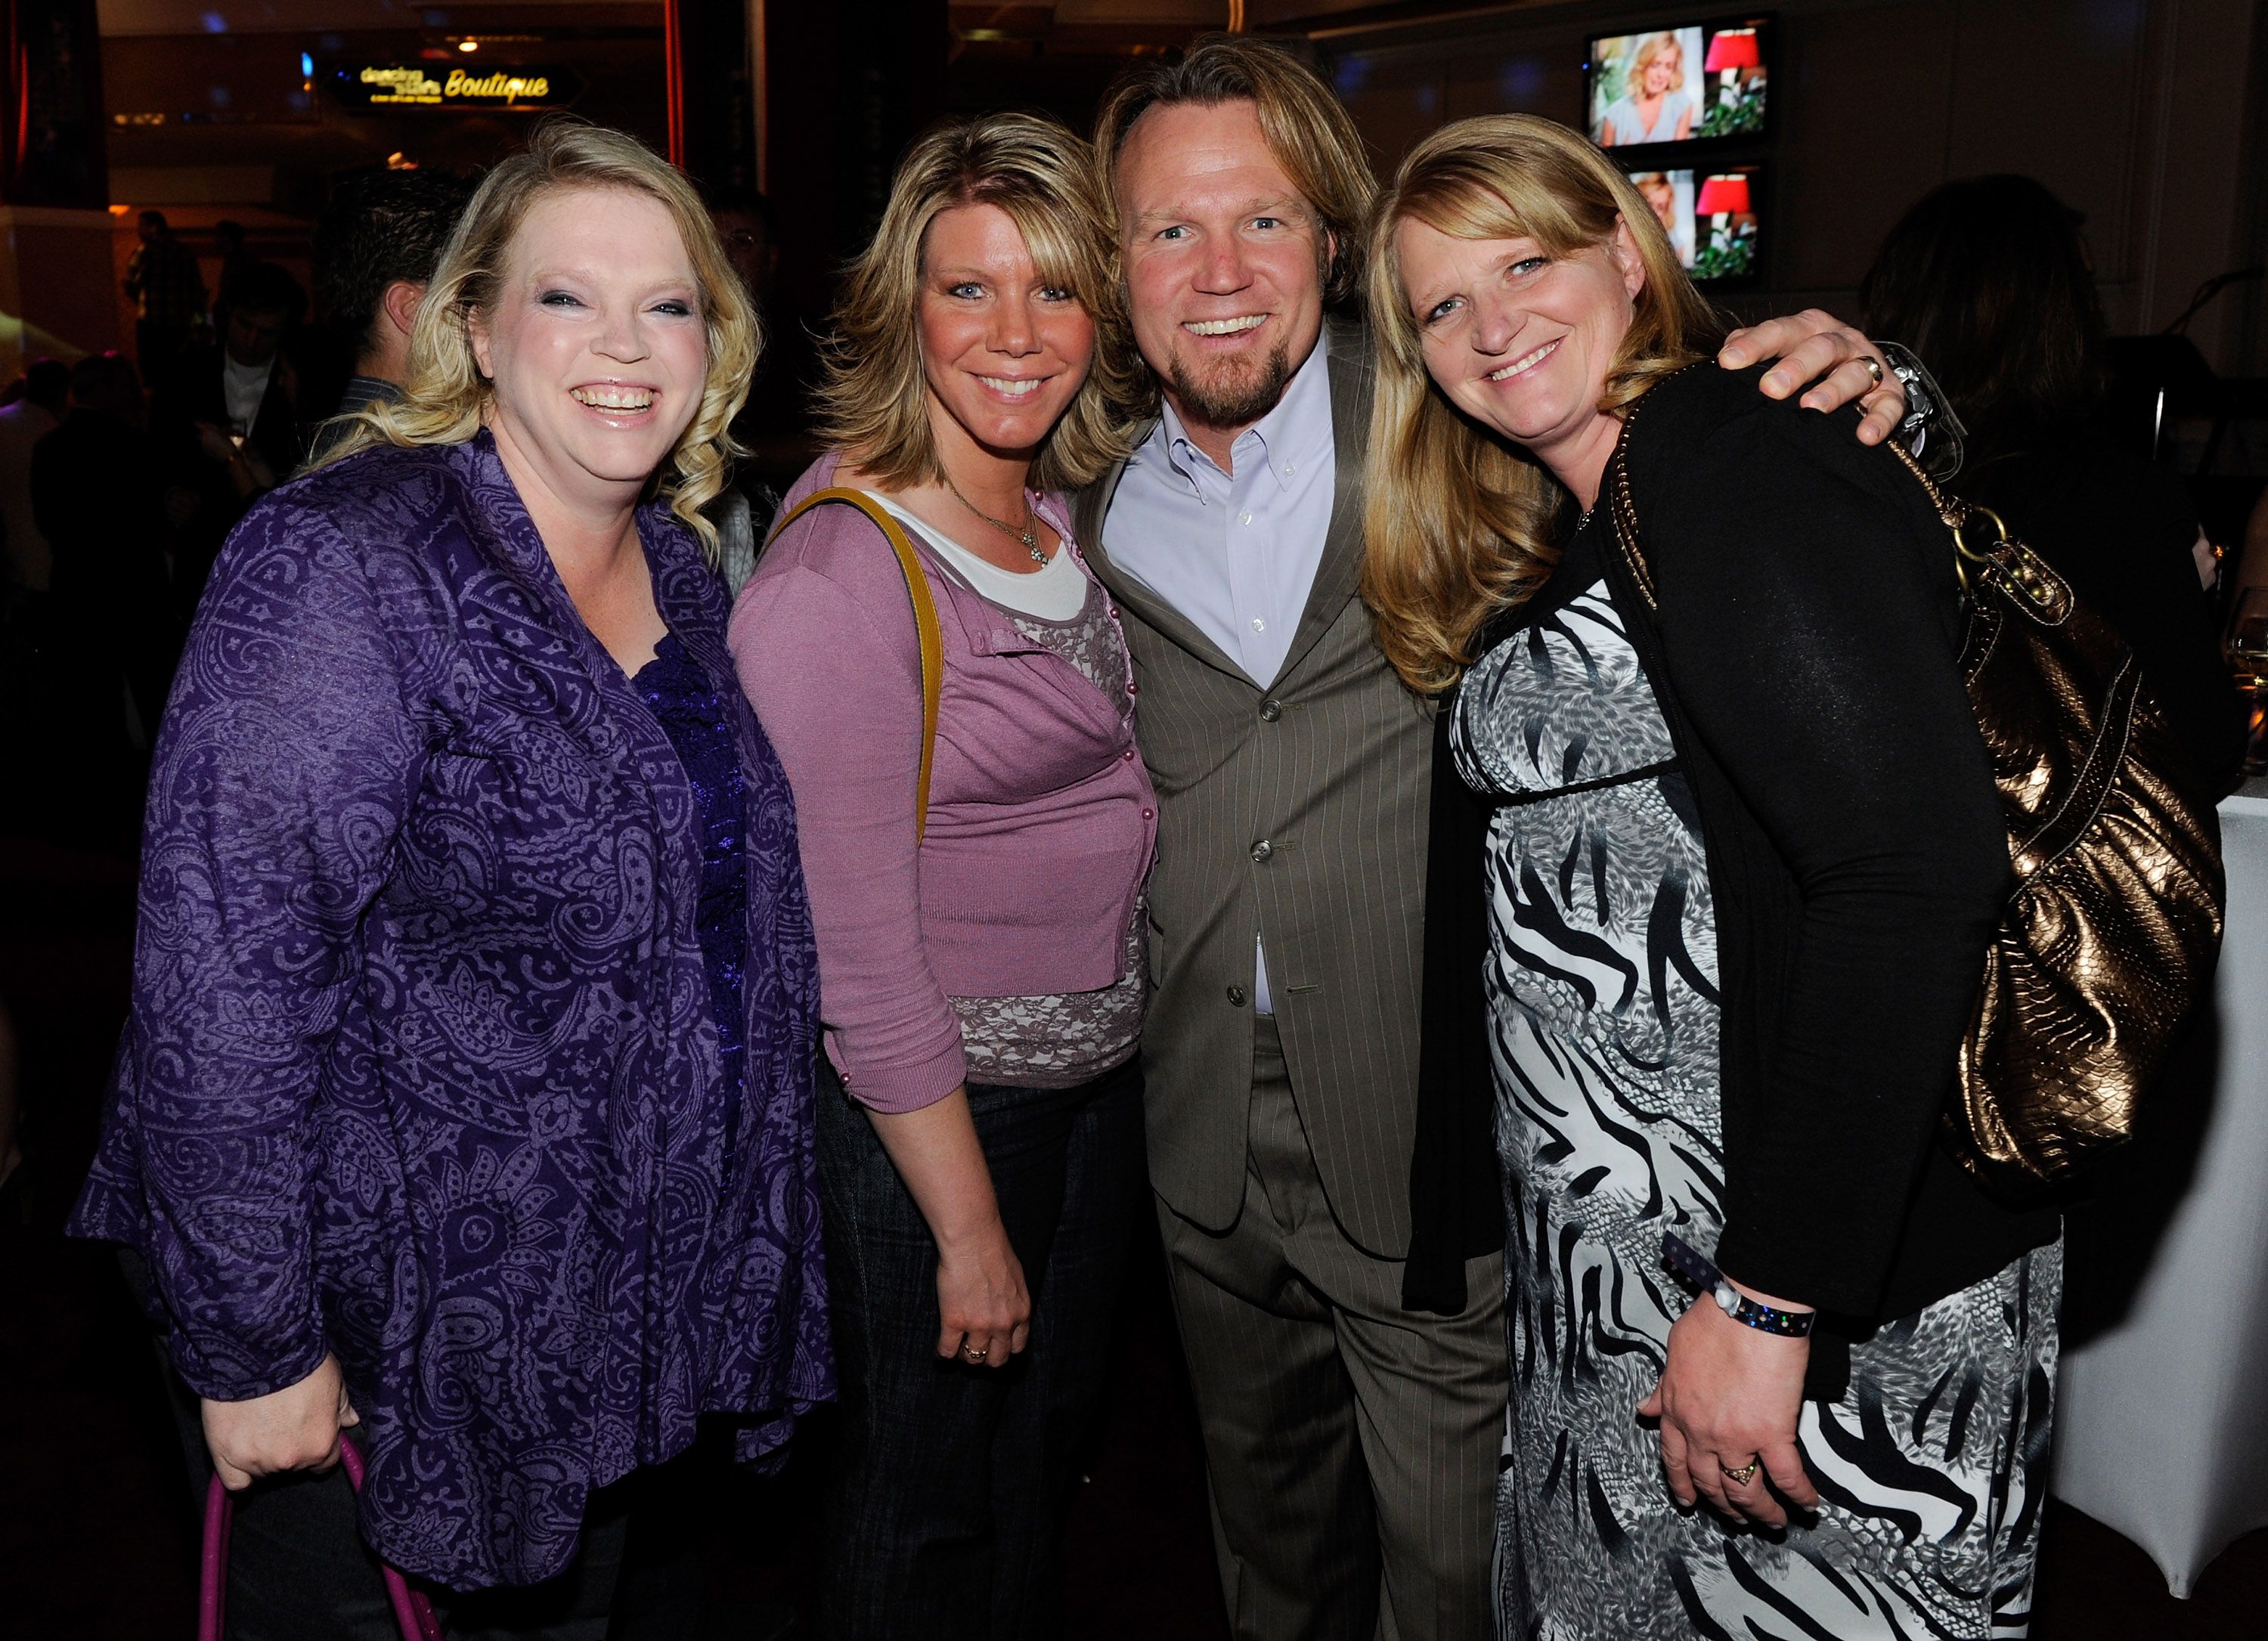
1864,175,2246,794
0,357,68,599
704,187,792,589
152,260,305,615
305,168,474,461
31,353,177,765
211,218,256,325
710,186,779,305
123,211,209,379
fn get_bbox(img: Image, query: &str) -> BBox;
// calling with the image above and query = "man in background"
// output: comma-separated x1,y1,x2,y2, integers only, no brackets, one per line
308,168,473,457
122,211,208,380
0,358,68,601
151,261,305,614
210,218,256,330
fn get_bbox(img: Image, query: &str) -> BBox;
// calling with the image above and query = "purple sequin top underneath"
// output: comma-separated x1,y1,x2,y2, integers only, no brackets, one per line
635,634,750,1140
69,434,832,1590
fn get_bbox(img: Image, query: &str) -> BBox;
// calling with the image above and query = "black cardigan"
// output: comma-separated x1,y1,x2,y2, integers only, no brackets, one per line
1404,367,2060,1377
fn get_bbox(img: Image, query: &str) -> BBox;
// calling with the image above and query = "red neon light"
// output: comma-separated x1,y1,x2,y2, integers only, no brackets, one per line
662,0,686,169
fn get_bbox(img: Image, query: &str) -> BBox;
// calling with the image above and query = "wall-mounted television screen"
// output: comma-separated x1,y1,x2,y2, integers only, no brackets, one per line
1626,166,1764,284
1587,16,1772,150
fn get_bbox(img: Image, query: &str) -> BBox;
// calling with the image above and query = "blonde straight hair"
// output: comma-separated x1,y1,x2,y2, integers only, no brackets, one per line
311,117,757,558
813,111,1140,493
1362,114,1724,695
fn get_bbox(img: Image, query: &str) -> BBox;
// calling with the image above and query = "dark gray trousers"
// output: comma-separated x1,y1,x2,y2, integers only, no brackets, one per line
1156,1017,1507,1641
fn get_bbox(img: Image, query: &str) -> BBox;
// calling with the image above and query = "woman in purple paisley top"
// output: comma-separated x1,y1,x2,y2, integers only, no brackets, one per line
730,115,1154,1638
69,121,830,1634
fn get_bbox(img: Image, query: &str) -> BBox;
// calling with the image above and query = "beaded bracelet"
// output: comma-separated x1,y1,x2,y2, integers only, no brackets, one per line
1662,1233,1816,1339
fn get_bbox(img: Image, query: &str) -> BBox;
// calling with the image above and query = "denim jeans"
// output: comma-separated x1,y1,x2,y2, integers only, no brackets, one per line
815,1054,1147,1641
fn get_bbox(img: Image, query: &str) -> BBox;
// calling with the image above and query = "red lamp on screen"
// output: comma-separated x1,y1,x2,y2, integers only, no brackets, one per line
1703,29,1761,73
1696,174,1752,218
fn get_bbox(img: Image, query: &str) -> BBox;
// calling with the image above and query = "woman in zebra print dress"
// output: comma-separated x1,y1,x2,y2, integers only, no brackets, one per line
1362,117,2064,1639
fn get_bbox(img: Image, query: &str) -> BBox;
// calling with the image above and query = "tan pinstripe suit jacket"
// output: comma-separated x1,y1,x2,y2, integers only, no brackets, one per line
1074,320,1435,1259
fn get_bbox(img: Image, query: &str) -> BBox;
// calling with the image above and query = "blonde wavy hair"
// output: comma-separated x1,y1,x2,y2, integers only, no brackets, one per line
1362,115,1724,695
1628,33,1688,97
813,111,1139,492
311,117,756,557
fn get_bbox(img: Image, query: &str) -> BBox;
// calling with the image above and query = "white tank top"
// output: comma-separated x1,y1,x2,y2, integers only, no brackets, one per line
861,491,1089,622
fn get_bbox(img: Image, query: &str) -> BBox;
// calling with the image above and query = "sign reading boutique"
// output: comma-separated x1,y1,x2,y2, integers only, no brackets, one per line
327,63,587,113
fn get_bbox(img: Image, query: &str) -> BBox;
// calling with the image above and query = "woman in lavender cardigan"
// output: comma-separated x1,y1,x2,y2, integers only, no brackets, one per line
730,114,1154,1638
70,122,830,1635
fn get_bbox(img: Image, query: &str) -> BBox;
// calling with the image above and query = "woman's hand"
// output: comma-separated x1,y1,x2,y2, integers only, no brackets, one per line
1720,311,1907,445
201,1353,358,1491
933,1218,1031,1369
863,1088,1032,1370
1638,1282,1820,1528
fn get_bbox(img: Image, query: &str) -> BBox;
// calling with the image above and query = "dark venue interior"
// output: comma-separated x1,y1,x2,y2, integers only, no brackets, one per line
3,3,2266,1639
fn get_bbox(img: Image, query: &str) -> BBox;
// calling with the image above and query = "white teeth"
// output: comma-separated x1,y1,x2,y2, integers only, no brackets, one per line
1486,340,1558,382
979,376,1043,397
1184,315,1266,336
571,386,654,410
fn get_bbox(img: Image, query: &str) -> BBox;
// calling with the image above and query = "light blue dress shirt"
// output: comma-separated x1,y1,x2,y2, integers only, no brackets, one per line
1104,336,1338,1014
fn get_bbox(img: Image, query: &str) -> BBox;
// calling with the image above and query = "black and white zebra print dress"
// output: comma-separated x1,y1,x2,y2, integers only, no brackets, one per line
1452,528,2060,1641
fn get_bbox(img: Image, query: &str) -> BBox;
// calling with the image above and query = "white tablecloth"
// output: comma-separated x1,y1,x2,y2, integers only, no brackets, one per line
2051,776,2268,1596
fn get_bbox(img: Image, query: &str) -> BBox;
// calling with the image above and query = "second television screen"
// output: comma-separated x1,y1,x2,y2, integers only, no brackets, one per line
1588,17,1770,149
1627,166,1762,283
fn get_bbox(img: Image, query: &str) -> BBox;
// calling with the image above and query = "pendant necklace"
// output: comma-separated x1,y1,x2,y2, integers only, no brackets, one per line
945,475,1048,565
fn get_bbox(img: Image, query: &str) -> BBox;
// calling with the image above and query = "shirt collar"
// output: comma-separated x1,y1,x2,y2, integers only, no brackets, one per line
1148,332,1334,497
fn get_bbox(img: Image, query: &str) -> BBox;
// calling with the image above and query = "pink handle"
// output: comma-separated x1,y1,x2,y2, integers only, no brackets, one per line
199,1432,442,1641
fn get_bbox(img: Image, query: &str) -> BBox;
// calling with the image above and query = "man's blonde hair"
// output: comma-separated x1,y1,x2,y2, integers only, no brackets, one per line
312,117,756,558
812,111,1139,492
1093,36,1377,309
1362,115,1724,695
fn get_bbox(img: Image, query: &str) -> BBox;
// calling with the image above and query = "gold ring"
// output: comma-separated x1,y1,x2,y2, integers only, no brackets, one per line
1720,1460,1760,1485
1861,355,1885,387
960,1342,988,1362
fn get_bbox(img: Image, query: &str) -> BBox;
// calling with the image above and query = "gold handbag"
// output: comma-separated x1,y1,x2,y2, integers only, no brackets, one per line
1885,442,2224,1193
1606,428,2226,1196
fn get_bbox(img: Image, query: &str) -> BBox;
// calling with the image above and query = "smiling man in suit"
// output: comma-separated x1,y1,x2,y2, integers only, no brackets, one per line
1073,37,1916,1639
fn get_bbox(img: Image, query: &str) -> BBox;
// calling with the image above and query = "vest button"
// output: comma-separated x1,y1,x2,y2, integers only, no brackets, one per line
1226,985,1247,1007
1259,698,1282,722
1250,839,1272,862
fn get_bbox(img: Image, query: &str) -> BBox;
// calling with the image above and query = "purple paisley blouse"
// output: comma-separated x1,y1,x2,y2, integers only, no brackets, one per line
69,432,832,1589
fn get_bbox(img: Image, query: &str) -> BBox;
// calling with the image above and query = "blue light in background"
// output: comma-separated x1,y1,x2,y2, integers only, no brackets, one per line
1498,58,1546,107
301,52,314,77
201,10,226,32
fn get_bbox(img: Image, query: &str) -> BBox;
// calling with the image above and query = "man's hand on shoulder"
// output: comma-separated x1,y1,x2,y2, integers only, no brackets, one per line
1719,310,1905,446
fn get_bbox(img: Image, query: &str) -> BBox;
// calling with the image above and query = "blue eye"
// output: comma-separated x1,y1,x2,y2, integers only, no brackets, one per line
1510,256,1548,277
1252,217,1281,231
651,300,694,317
541,290,583,308
1424,296,1461,324
949,280,984,299
1040,286,1074,303
1157,225,1188,241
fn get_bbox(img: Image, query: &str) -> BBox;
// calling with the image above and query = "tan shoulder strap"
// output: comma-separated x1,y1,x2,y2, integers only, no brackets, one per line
764,486,943,842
